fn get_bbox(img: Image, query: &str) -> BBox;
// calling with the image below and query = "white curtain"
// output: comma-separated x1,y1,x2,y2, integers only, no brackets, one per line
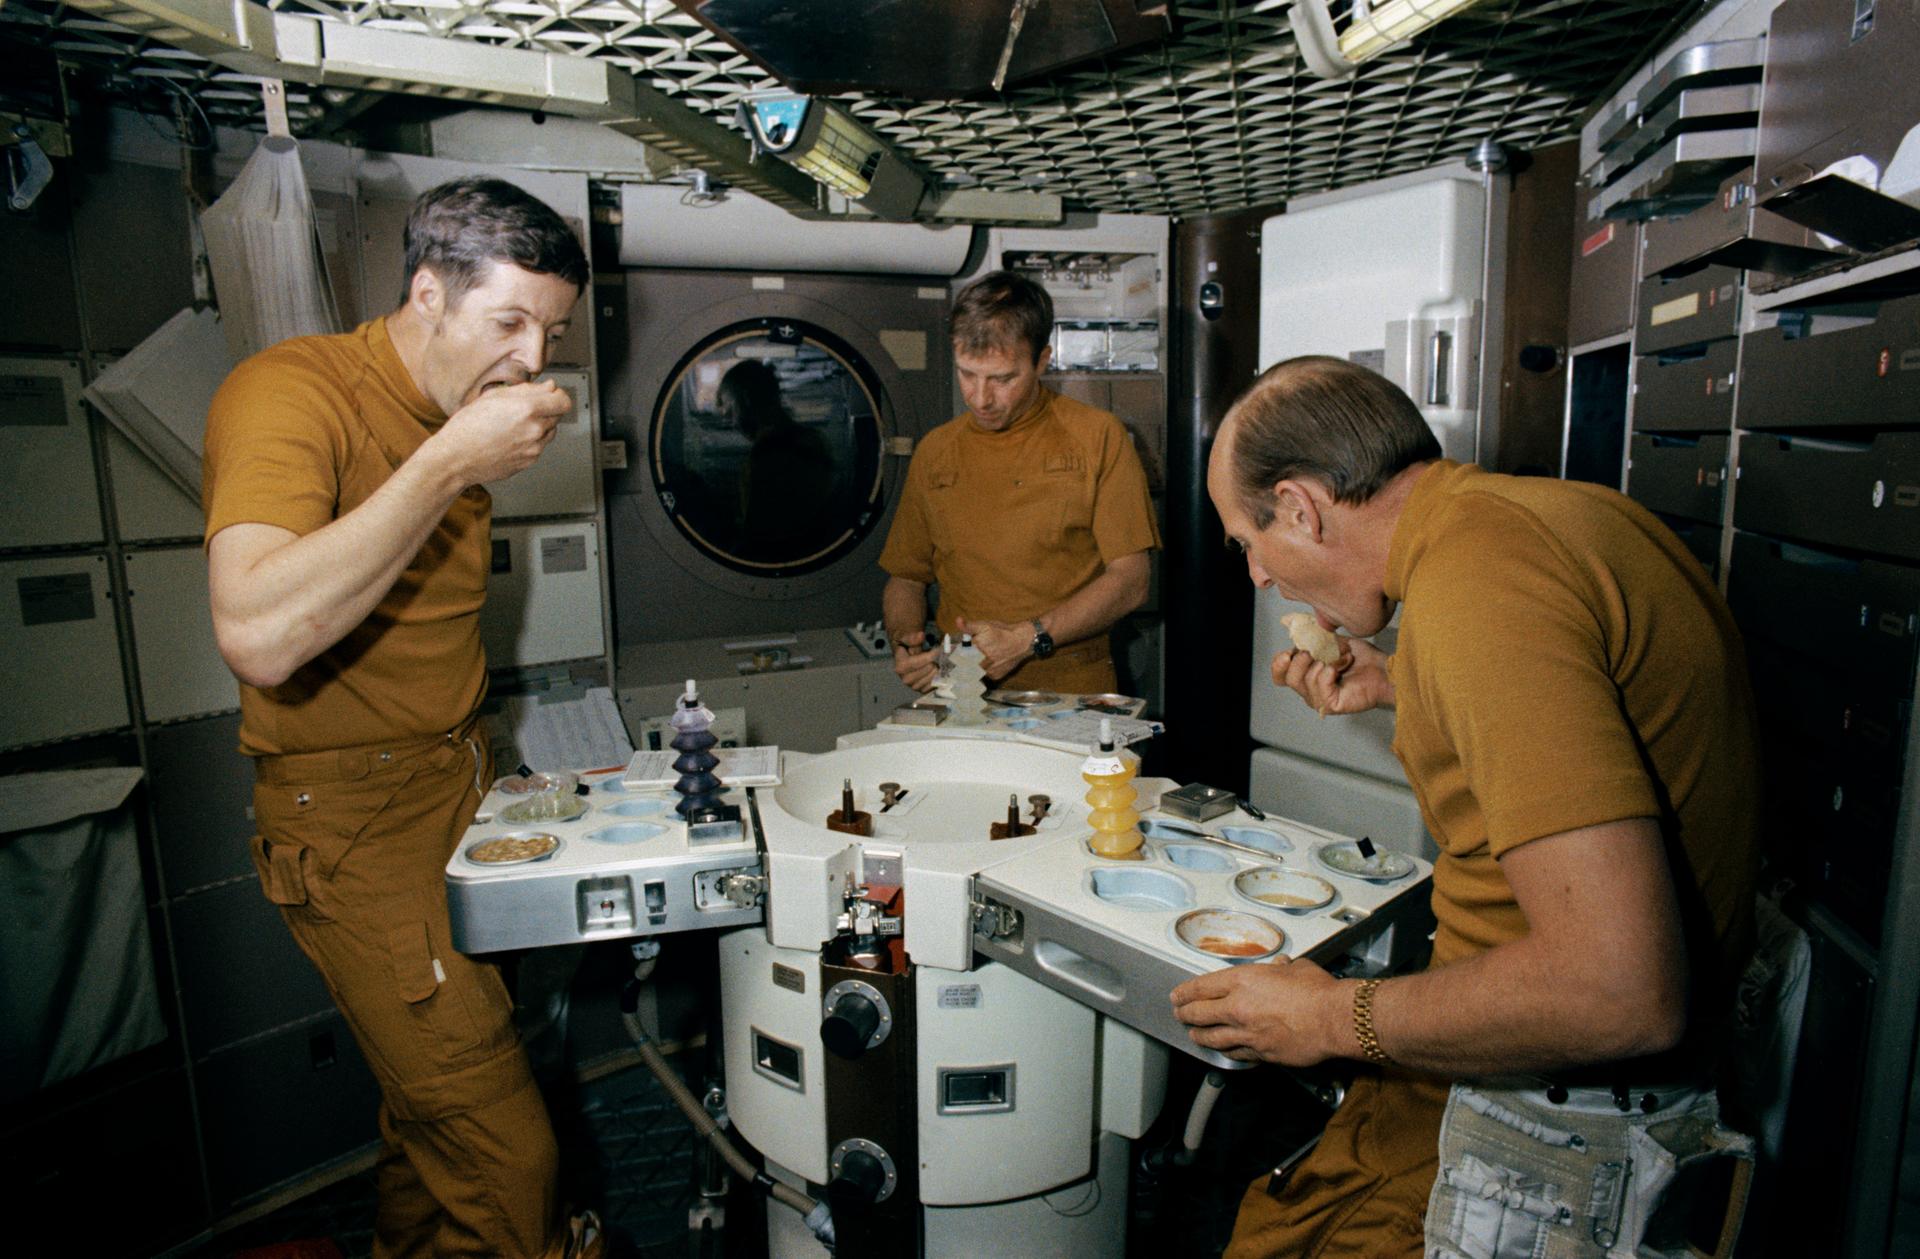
200,136,341,363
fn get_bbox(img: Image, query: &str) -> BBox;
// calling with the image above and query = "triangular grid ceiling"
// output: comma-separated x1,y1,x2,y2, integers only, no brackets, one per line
4,0,1687,216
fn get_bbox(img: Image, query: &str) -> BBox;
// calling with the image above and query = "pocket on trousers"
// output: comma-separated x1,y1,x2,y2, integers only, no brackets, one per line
250,834,310,907
1428,1151,1567,1259
388,918,482,1056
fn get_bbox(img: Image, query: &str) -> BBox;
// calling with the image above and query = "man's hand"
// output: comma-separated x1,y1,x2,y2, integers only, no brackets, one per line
425,380,572,487
1170,958,1346,1066
891,631,943,692
1271,634,1395,716
956,616,1032,680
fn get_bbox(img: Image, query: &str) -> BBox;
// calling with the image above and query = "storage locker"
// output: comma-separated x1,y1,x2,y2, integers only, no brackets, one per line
194,1014,381,1210
1746,639,1910,782
1639,165,1841,281
484,367,599,520
480,519,606,669
71,161,197,355
1754,0,1920,252
0,553,129,750
1247,746,1435,863
147,712,255,896
0,356,105,550
1652,514,1721,576
1733,431,1920,563
1635,265,1740,354
1632,338,1737,433
124,547,239,724
1569,209,1640,347
104,422,204,543
1760,737,1903,945
170,877,333,1054
0,1065,204,1255
1772,915,1876,1256
1725,532,1919,692
1626,432,1728,524
1738,292,1920,431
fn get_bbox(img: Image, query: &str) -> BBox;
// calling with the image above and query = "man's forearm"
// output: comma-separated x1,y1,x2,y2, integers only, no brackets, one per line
211,448,468,687
1039,551,1150,645
882,576,930,643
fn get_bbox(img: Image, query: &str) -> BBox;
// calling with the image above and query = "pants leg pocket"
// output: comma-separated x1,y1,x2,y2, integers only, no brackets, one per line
250,833,311,908
1626,1101,1756,1259
389,918,486,1060
1428,1150,1565,1259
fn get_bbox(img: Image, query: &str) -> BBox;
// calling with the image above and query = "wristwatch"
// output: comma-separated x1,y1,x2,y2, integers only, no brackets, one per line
1030,619,1056,660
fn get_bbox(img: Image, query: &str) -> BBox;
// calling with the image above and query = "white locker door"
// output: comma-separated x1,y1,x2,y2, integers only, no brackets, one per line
124,547,239,723
481,520,605,669
106,424,205,544
0,358,105,549
1258,174,1486,462
484,368,598,520
1248,746,1435,862
1,554,129,749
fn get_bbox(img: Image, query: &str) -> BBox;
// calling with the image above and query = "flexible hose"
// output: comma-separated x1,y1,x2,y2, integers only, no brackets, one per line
621,1003,822,1224
1173,1070,1227,1166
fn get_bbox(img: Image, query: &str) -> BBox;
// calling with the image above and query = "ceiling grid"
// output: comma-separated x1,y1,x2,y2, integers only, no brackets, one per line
3,0,1693,216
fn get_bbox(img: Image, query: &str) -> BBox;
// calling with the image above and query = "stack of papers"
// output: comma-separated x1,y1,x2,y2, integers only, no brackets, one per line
623,746,782,789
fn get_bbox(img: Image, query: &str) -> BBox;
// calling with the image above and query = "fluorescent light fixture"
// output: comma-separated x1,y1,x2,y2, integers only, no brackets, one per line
1289,0,1489,79
1339,0,1488,61
740,91,927,220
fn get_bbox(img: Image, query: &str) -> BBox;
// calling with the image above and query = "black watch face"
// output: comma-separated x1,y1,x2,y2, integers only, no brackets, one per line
1034,632,1055,659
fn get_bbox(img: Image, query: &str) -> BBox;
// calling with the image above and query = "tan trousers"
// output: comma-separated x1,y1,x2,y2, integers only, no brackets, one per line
250,727,565,1259
1225,1068,1450,1259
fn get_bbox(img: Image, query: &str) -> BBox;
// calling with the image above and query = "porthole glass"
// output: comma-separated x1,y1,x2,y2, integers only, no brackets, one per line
650,318,887,575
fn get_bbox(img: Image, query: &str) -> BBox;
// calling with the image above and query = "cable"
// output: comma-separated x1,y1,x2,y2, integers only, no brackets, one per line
1172,1069,1227,1167
620,981,831,1244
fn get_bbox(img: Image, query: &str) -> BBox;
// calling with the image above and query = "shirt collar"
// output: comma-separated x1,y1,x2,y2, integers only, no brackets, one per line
359,316,448,471
1383,460,1463,603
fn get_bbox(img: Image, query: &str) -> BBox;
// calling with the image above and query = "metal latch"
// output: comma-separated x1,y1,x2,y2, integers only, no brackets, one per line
971,896,1022,940
715,870,768,909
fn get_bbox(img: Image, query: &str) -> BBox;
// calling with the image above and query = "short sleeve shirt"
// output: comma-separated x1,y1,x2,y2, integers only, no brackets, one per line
202,317,491,757
878,388,1160,637
1384,462,1760,997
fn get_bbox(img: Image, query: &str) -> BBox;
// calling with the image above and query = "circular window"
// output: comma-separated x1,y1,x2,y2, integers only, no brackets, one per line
650,319,888,577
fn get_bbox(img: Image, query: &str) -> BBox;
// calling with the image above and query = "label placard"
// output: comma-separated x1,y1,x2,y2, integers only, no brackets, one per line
772,963,806,993
19,573,95,625
540,534,588,574
937,983,983,1010
0,375,67,427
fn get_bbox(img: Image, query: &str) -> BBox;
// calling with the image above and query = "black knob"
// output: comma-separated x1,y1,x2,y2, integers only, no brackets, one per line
832,1148,888,1205
821,992,881,1058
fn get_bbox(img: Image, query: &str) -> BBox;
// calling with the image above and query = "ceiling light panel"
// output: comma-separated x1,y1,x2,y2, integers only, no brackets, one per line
4,0,1686,216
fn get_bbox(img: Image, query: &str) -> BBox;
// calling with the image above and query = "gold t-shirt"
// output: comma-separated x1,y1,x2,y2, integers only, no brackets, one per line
879,388,1160,689
1385,462,1760,1002
202,317,490,757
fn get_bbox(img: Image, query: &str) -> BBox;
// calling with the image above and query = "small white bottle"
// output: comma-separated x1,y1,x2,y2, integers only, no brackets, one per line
946,633,988,726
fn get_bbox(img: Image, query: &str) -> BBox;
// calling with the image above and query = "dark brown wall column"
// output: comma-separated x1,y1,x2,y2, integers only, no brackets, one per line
1163,208,1271,790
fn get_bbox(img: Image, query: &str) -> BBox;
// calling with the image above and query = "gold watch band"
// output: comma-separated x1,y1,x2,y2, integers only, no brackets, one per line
1352,977,1392,1066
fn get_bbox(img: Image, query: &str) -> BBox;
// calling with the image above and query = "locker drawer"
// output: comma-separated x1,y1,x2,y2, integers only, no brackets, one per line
1652,514,1721,576
1725,531,1920,688
195,1014,381,1210
1762,753,1900,946
1569,214,1640,347
1747,638,1911,780
1,553,130,751
148,712,255,896
1636,265,1740,353
1633,338,1736,433
1627,433,1727,524
1737,292,1920,431
1641,170,1753,279
1733,430,1920,562
171,878,334,1054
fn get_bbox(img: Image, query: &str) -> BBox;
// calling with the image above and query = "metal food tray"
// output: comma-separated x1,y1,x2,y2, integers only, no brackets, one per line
445,770,764,953
970,806,1434,1071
